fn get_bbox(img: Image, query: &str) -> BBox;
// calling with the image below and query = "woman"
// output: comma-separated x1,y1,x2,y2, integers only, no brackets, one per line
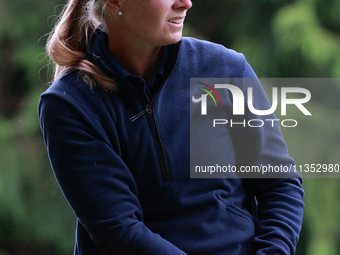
39,0,304,254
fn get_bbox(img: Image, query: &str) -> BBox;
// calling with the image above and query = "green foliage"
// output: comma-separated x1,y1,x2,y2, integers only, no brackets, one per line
273,1,340,77
0,0,76,254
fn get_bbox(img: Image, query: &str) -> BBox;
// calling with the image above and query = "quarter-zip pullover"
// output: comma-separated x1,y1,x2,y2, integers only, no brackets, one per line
39,30,304,255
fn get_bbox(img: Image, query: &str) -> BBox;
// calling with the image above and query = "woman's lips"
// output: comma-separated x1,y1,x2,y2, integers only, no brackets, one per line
168,18,184,24
167,17,185,27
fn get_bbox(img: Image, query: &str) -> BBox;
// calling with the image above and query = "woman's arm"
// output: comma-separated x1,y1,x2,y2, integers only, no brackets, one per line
38,83,187,255
236,62,305,254
250,178,304,255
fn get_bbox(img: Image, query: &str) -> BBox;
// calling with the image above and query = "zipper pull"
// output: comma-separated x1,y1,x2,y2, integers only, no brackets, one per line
145,104,153,116
130,104,153,122
130,110,145,122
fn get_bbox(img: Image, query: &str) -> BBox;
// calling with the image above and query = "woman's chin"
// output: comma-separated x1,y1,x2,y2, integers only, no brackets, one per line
162,34,183,46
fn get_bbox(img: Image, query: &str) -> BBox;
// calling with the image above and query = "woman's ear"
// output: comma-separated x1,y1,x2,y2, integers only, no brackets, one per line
103,0,124,15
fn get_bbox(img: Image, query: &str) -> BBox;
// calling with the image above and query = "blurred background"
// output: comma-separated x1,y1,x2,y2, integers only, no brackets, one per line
0,0,339,254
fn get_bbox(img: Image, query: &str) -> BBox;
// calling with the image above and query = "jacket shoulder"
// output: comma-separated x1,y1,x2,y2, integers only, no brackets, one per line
42,70,94,99
179,37,252,78
38,70,109,128
39,70,108,113
181,37,245,61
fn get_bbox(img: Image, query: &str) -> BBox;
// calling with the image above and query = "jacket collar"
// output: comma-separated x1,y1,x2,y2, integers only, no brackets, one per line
86,27,181,101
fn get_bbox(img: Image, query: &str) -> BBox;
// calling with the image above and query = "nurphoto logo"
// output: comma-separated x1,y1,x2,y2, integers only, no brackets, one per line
190,78,340,179
192,83,312,128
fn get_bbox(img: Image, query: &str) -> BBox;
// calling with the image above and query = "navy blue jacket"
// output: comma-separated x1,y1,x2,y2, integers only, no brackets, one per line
39,31,304,255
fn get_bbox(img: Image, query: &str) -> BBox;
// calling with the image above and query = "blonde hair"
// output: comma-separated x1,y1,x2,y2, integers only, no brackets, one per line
47,0,116,90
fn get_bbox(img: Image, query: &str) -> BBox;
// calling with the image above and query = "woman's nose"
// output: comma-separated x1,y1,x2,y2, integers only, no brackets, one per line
174,0,193,10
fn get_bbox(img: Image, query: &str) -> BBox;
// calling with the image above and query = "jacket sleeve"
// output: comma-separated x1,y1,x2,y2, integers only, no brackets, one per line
38,89,187,255
234,62,305,255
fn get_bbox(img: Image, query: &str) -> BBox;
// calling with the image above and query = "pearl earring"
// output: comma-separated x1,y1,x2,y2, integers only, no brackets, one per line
118,11,123,16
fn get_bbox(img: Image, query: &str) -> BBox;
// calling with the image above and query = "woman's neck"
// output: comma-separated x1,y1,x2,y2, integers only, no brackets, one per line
107,30,162,85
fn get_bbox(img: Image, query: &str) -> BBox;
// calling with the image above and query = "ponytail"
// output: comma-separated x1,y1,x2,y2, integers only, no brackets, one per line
47,0,116,90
